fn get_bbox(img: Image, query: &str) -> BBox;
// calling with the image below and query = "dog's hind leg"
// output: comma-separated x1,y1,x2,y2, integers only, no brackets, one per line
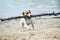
24,24,30,30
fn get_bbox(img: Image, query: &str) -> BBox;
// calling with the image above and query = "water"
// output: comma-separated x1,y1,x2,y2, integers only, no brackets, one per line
0,0,60,18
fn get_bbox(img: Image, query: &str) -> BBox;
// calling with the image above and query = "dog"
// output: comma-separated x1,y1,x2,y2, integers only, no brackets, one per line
20,10,34,30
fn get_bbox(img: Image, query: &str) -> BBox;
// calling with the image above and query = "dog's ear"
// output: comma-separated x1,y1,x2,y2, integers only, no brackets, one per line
29,10,31,13
22,12,24,15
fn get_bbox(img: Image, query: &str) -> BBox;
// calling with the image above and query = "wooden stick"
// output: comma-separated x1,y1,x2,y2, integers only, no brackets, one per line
0,12,60,21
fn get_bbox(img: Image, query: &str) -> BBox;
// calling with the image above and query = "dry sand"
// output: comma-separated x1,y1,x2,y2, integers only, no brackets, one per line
0,18,60,40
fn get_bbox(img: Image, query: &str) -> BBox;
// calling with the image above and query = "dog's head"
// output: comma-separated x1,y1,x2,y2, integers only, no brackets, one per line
22,10,31,16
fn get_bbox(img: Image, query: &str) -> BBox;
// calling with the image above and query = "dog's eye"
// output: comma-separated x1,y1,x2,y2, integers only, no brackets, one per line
27,13,28,14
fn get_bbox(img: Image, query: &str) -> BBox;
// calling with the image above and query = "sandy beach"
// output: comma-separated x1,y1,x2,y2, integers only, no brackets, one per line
0,18,60,40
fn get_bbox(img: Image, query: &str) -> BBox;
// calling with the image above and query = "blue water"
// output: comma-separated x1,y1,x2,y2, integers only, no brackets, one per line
0,0,60,18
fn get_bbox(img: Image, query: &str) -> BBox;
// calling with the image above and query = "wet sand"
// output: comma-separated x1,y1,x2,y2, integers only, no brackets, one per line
0,18,60,40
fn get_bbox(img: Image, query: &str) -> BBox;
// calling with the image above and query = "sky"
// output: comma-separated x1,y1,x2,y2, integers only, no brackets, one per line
0,0,60,18
0,0,26,18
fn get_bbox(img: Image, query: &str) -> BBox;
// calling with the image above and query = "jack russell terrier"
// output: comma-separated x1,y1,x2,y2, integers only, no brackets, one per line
20,10,34,30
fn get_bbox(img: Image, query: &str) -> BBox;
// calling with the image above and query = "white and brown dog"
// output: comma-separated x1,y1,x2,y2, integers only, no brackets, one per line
20,10,34,30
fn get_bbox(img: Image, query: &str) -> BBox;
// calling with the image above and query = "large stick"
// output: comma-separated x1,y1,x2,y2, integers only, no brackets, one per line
0,12,60,21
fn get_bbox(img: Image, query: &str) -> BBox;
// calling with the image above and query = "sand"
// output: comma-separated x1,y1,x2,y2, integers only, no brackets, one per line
0,18,60,40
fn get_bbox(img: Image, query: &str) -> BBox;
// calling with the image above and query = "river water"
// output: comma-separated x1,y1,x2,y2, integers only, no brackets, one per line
0,0,60,18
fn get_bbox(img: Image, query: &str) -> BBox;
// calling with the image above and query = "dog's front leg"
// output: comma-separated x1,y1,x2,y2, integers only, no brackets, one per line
22,23,24,31
31,22,34,30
